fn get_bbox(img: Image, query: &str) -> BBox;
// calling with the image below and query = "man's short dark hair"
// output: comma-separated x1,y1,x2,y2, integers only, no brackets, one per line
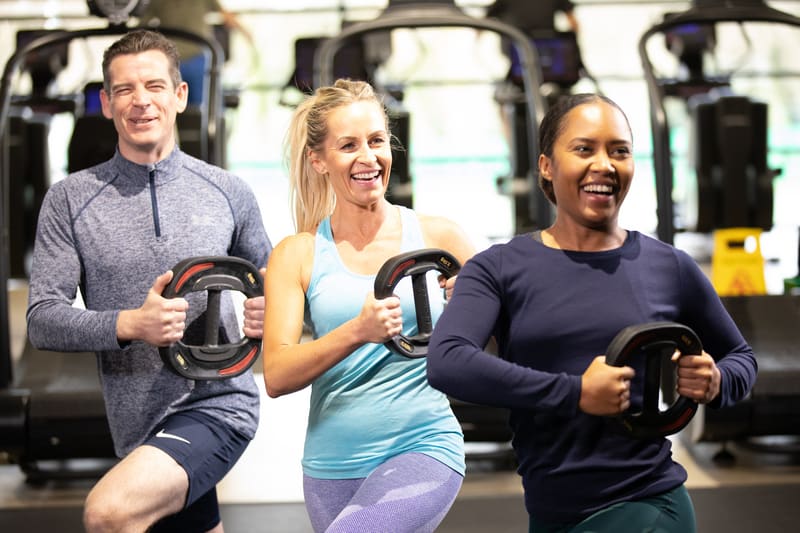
102,29,182,93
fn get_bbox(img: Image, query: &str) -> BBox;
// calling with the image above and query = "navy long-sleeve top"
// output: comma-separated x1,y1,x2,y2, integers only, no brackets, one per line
428,230,757,523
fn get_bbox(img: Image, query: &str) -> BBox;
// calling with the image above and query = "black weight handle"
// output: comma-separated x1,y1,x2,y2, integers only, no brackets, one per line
374,249,461,358
159,256,263,380
605,321,702,438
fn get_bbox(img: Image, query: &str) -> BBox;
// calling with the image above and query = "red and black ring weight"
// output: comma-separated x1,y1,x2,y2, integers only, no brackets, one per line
373,249,461,358
159,256,263,380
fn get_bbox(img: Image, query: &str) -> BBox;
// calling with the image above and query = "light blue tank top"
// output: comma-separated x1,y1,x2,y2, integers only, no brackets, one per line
303,206,465,478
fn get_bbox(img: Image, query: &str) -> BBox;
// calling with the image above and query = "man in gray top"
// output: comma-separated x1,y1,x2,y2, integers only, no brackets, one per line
26,30,271,533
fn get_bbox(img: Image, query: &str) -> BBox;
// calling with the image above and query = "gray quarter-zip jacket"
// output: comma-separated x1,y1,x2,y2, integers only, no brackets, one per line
26,147,272,456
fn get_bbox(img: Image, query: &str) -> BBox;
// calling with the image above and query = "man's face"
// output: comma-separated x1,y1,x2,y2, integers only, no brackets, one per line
100,49,187,164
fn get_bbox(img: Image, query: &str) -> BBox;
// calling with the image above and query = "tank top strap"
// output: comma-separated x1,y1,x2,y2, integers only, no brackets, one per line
398,205,425,251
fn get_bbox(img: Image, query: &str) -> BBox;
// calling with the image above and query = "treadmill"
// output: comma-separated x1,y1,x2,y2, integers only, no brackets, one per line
0,1,226,482
315,0,551,235
638,0,800,459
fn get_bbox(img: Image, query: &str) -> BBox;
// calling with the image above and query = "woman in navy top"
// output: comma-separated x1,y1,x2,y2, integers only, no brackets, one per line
428,93,757,532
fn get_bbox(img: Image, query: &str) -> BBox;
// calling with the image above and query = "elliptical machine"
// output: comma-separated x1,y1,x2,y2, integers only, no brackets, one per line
314,1,550,236
638,0,800,461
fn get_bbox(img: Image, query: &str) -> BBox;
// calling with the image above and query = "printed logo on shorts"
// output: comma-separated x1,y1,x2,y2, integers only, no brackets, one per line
155,429,191,445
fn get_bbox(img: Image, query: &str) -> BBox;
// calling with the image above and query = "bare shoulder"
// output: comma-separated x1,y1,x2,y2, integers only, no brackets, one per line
265,232,318,291
418,213,458,241
274,231,312,252
268,232,315,271
417,213,476,264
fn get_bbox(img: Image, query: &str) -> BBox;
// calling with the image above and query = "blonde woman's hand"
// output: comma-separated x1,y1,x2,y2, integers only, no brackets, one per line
356,292,403,344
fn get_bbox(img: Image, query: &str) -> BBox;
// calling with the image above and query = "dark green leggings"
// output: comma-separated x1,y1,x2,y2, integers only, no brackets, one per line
529,485,696,533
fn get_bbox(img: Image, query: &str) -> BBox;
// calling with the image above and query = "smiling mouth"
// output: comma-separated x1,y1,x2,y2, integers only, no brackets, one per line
582,183,614,195
131,117,156,125
351,170,381,181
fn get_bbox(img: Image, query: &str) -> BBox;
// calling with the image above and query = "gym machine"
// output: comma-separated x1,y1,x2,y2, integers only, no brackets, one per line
638,0,800,459
639,0,798,245
494,29,588,235
315,0,550,236
0,0,226,482
488,0,593,235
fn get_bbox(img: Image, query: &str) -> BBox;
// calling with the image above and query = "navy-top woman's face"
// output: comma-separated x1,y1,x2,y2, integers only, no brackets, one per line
538,101,634,230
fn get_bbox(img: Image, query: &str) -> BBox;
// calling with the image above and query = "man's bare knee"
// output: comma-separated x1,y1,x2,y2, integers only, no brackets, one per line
82,446,186,533
83,487,125,533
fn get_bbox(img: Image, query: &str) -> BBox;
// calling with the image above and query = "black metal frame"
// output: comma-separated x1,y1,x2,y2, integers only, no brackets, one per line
0,24,224,387
638,3,800,244
312,2,550,231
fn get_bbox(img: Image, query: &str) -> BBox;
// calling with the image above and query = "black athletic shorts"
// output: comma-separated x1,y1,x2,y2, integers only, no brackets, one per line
144,410,251,532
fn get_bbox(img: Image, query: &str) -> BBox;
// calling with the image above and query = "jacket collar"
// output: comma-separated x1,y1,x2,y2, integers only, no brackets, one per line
110,147,184,186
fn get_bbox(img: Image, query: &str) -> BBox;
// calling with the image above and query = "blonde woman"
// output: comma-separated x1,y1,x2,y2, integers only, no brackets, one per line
262,79,475,532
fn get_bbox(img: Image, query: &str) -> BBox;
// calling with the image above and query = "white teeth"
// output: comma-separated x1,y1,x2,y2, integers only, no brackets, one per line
352,170,379,180
583,184,613,194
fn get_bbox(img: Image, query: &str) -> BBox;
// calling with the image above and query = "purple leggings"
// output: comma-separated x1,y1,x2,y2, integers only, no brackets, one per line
303,452,463,533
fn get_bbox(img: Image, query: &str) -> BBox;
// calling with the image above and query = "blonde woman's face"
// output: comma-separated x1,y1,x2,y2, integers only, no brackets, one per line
309,101,392,207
